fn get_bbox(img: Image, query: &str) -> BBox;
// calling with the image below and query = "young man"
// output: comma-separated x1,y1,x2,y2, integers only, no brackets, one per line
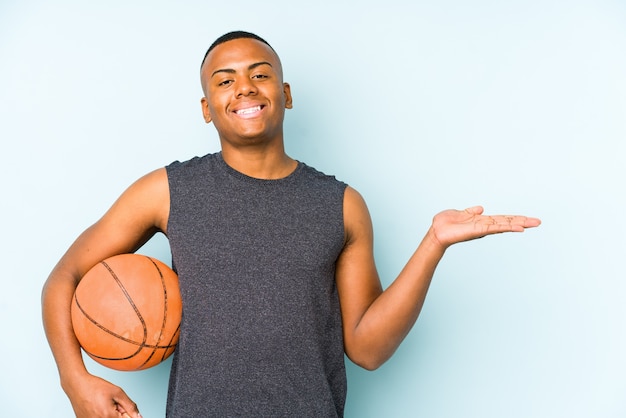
42,31,540,418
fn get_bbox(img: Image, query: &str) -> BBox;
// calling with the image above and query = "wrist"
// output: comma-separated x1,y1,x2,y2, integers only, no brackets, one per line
60,365,92,395
424,226,449,254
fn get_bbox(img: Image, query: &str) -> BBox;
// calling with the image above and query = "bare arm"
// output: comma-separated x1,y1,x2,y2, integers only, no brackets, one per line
336,187,541,370
41,168,169,418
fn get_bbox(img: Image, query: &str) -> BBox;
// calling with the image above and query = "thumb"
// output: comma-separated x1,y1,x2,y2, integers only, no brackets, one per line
464,205,484,215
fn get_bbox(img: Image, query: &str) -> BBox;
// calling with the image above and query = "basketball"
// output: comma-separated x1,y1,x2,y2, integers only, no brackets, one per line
71,253,182,371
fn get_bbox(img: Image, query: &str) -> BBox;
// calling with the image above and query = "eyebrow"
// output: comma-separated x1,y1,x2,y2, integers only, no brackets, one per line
211,61,273,78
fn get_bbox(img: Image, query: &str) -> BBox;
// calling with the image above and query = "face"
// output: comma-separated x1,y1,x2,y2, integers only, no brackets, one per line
200,38,293,147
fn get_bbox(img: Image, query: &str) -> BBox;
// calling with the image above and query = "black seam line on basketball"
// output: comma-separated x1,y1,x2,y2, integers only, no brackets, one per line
74,293,175,349
83,348,140,362
73,260,146,361
160,322,181,362
101,260,149,347
137,256,170,369
83,346,174,362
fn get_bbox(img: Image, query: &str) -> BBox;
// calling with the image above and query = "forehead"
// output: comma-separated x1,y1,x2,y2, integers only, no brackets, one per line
202,38,282,74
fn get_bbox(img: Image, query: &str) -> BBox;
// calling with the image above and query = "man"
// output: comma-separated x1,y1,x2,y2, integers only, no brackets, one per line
42,31,540,417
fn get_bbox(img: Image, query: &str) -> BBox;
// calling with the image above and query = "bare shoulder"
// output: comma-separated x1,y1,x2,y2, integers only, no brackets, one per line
342,186,373,246
339,186,375,268
106,167,170,233
128,167,169,202
127,167,169,197
53,168,171,279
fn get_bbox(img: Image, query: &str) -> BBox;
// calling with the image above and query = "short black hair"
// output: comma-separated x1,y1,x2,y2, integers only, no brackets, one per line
200,31,275,70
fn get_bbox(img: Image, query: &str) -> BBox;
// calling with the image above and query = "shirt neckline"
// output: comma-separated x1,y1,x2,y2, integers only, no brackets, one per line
215,152,303,184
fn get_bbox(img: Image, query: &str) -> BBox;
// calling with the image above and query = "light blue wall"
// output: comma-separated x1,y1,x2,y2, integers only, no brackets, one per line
2,1,625,416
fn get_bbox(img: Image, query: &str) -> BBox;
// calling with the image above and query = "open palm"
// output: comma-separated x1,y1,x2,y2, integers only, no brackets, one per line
430,206,541,249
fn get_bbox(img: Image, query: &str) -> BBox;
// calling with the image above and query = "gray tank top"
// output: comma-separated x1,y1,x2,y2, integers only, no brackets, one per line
165,152,347,417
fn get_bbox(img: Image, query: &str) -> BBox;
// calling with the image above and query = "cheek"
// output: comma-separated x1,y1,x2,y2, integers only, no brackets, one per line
205,97,228,119
268,90,288,110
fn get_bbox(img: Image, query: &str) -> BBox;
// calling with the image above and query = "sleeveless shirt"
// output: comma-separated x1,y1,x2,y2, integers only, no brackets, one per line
165,152,348,417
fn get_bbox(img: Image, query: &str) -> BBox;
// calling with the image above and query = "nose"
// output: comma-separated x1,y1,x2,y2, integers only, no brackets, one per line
235,77,257,98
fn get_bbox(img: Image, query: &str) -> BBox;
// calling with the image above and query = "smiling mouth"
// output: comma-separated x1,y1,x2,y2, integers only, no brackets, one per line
235,105,263,115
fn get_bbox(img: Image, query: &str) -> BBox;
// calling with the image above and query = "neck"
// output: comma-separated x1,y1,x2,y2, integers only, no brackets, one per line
220,143,297,180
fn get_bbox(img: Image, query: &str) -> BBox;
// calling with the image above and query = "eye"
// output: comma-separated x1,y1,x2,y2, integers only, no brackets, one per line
252,74,269,80
217,79,233,87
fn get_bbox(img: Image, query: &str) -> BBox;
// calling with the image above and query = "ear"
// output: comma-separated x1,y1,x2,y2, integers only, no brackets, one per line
200,97,212,123
283,83,293,109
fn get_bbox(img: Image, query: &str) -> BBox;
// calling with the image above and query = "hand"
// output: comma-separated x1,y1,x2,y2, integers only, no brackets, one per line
64,374,141,418
429,206,541,249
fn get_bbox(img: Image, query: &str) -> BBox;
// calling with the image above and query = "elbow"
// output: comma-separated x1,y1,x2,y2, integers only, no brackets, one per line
343,333,399,371
355,359,384,372
346,350,390,371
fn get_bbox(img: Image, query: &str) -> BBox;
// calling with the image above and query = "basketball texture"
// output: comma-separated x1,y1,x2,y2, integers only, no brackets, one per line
71,254,182,371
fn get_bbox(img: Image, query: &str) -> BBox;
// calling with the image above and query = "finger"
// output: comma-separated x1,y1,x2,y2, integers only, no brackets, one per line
523,216,541,228
477,215,540,233
464,205,484,215
115,397,141,418
493,215,541,229
119,411,142,418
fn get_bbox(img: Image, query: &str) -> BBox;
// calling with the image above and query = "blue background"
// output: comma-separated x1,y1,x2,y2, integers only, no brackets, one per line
1,1,625,416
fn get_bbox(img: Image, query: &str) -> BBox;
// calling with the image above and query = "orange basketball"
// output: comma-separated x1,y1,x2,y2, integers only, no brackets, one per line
71,253,182,371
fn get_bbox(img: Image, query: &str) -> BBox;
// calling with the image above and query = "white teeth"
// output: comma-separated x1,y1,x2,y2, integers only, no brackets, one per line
236,106,261,115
